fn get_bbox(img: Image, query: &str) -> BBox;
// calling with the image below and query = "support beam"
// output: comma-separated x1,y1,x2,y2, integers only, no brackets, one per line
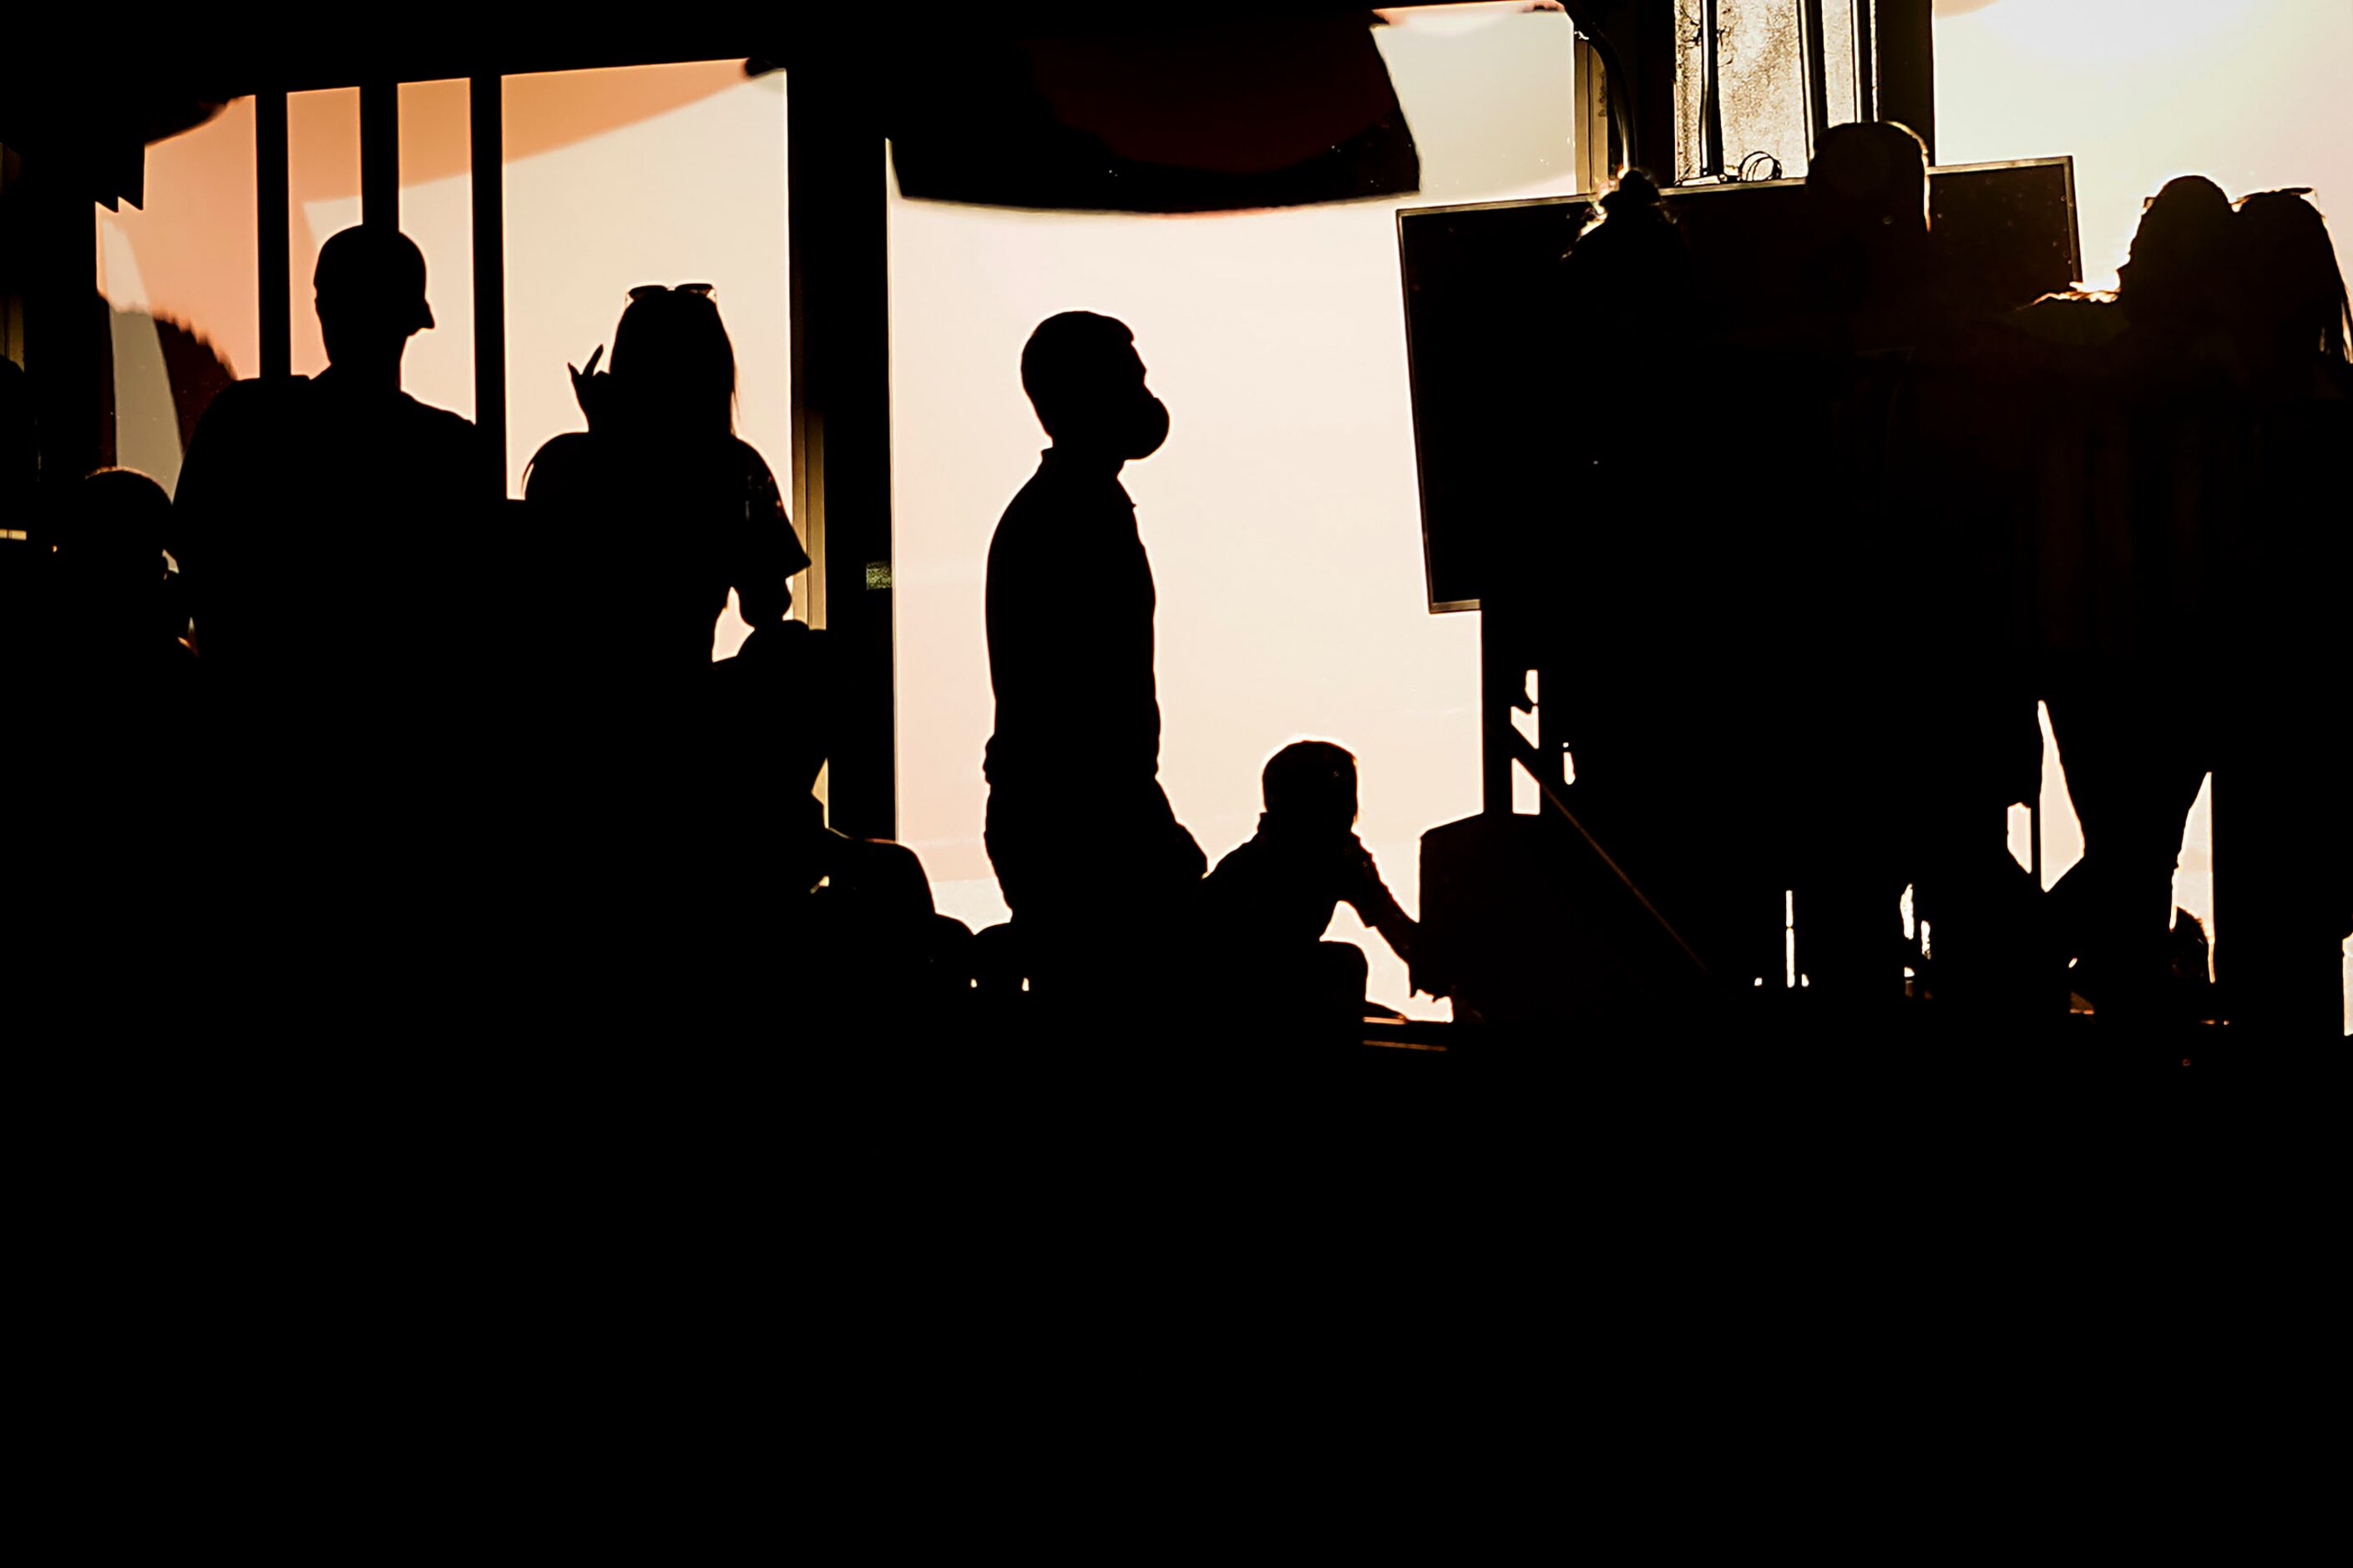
361,79,400,230
788,78,896,841
1800,0,1832,157
20,150,106,485
469,75,506,498
1874,0,1934,160
1699,0,1726,178
256,89,291,380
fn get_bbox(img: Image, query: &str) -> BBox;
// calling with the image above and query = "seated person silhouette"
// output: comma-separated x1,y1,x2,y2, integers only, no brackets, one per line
173,225,482,699
705,625,974,1020
983,311,1205,1009
1202,741,1419,1026
524,283,807,699
43,468,194,685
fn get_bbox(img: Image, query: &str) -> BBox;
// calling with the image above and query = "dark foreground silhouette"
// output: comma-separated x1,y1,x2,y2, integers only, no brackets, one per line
982,311,1207,1019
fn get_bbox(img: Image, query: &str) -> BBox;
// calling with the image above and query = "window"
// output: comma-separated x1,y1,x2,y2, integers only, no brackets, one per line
889,5,1602,1017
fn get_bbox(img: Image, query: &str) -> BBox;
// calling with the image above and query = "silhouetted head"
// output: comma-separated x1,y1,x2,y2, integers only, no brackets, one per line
2116,176,2235,333
2231,189,2351,366
612,284,737,434
1263,740,1359,832
1598,168,1664,220
54,468,171,594
314,227,433,367
1021,311,1169,463
1808,121,1930,240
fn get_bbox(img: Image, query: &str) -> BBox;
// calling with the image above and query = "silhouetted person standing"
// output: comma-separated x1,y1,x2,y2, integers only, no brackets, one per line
2214,189,2353,1034
984,312,1204,1008
2020,177,2242,1024
514,285,809,1031
174,226,480,698
169,227,482,1030
524,283,807,694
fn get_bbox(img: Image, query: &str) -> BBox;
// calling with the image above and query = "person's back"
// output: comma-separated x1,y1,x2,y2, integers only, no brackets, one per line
178,372,474,679
523,286,806,695
174,228,480,697
526,427,799,687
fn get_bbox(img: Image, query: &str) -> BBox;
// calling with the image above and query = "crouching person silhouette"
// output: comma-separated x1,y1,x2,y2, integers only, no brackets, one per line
982,313,1205,1019
1202,741,1421,1032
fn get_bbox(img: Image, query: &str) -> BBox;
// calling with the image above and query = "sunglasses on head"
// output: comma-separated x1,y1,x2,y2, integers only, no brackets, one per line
629,282,716,301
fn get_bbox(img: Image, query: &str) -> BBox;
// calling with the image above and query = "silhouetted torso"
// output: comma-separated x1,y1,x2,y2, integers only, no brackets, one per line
173,368,479,690
1204,819,1409,950
984,448,1161,790
524,428,805,686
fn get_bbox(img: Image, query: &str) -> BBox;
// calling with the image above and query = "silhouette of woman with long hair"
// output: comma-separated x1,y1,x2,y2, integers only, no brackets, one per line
2023,177,2243,1024
524,284,807,693
2215,190,2353,1033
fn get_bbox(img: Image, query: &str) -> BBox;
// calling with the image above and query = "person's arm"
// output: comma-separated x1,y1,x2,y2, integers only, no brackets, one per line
1338,836,1419,969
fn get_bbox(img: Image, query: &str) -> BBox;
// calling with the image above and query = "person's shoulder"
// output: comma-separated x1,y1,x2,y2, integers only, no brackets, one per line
726,435,779,478
522,431,600,497
195,374,308,428
396,393,478,440
2006,291,2125,346
529,430,595,463
1203,834,1266,890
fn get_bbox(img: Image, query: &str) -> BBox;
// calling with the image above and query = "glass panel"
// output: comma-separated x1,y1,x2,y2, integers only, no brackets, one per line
890,7,1585,1018
287,87,360,380
395,78,473,422
92,99,260,496
1822,0,1860,131
499,62,790,658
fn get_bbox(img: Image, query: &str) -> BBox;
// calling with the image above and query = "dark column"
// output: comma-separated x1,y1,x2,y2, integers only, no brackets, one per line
1800,0,1832,154
788,77,895,841
469,75,506,498
1632,2,1683,184
256,90,291,380
1875,0,1935,160
361,80,400,231
20,150,105,486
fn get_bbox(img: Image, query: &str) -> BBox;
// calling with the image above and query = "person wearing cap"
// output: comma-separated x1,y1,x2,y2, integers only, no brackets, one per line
170,227,491,1026
174,225,484,694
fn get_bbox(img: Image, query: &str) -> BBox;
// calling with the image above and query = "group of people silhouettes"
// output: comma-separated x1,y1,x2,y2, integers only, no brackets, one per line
3,225,1420,1038
4,123,2345,1037
1535,124,2349,1034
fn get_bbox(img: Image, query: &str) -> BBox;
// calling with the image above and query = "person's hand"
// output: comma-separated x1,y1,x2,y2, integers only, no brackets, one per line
568,345,615,431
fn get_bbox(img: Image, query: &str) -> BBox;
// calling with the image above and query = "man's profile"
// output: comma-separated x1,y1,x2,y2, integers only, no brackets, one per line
983,311,1204,1002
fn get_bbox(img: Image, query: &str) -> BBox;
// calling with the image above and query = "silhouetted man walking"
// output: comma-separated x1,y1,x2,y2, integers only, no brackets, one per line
984,312,1204,1006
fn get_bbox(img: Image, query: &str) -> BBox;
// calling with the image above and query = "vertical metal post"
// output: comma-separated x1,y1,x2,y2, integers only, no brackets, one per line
361,80,400,231
1800,0,1833,158
1481,611,1517,817
19,150,106,484
469,75,506,498
1874,0,1935,161
1700,0,1726,178
1854,0,1877,121
789,78,897,841
256,89,291,380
